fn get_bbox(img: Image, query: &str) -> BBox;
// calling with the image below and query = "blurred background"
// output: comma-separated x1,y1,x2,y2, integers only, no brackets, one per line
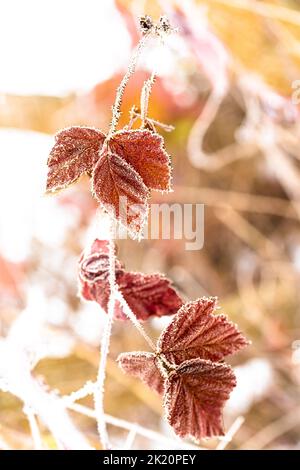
0,0,300,450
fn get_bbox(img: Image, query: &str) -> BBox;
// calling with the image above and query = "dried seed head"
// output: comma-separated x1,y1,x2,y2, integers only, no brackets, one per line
139,15,154,35
158,16,172,34
138,15,174,38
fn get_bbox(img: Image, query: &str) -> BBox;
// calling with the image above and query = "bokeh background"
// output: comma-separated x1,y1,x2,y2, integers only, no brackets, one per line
0,0,300,450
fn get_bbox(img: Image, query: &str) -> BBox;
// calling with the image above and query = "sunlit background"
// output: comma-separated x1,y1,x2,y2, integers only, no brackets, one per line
0,0,300,450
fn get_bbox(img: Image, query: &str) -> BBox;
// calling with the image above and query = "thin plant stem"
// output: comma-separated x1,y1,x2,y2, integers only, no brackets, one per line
93,230,116,450
107,34,150,139
145,117,174,132
122,428,137,450
115,289,156,350
140,70,156,127
63,381,95,406
128,106,174,131
216,416,245,450
66,402,201,450
140,32,167,129
92,29,165,448
23,405,43,450
91,18,174,450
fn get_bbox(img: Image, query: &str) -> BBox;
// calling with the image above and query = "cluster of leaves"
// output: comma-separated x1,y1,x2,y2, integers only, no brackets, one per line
46,127,171,234
79,239,182,320
46,124,250,442
78,241,249,441
118,297,249,441
45,14,250,444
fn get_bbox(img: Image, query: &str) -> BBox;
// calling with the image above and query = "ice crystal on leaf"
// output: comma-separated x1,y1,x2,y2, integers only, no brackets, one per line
118,297,249,441
117,351,165,395
158,297,249,364
164,358,236,440
46,127,171,235
44,20,250,447
46,127,105,191
108,130,171,191
92,150,149,234
78,239,183,321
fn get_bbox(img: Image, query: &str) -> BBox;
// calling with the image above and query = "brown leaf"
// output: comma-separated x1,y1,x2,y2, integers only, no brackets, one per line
110,130,171,191
92,150,149,235
78,239,123,317
158,297,249,363
79,239,123,283
118,352,165,395
79,258,110,313
78,239,183,320
89,239,110,256
118,271,183,320
46,126,105,192
164,358,236,440
46,126,173,235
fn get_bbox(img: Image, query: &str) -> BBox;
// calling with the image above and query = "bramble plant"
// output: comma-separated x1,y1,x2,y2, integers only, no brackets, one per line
46,15,249,449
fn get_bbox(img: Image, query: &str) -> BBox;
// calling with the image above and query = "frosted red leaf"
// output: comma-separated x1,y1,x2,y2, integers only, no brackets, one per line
158,297,249,363
109,130,171,191
92,150,149,234
46,126,105,192
78,240,183,321
117,271,183,320
79,239,123,283
90,239,110,255
78,239,124,318
118,352,165,395
81,280,126,319
79,270,126,320
46,126,172,235
117,296,248,440
79,280,95,302
164,358,236,440
80,253,109,283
